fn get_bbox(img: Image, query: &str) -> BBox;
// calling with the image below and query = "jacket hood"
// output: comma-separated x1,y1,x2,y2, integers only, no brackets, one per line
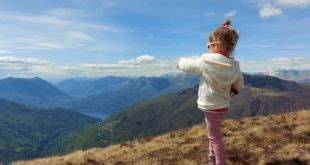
201,53,240,86
202,53,235,67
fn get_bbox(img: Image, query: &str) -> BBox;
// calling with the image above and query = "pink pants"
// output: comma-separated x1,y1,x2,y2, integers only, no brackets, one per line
204,112,227,165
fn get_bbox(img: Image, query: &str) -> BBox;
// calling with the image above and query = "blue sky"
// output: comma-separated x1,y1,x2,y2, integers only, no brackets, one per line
0,0,309,80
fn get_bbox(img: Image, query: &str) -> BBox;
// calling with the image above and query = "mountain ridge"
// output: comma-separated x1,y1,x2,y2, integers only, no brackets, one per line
265,69,310,83
61,74,199,113
0,77,72,108
0,98,100,163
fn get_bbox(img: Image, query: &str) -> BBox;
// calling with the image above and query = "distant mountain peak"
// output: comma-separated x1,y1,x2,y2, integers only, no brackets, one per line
2,76,44,81
265,69,310,83
31,76,43,80
0,76,72,108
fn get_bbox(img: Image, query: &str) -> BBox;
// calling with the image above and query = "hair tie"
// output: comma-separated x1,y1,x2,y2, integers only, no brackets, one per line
223,24,229,28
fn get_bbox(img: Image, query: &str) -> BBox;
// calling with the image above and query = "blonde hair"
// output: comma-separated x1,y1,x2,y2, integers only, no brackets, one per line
208,19,239,54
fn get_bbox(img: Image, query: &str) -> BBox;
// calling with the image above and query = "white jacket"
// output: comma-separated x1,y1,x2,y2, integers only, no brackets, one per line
177,53,244,111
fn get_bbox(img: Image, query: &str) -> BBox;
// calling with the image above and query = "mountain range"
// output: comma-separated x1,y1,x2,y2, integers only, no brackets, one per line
0,75,198,115
260,69,310,83
55,76,129,98
0,98,100,164
59,74,199,113
1,73,309,163
0,70,308,116
0,77,73,108
42,74,310,156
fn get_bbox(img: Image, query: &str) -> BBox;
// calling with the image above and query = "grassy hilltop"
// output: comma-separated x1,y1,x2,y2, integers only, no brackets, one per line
12,110,309,165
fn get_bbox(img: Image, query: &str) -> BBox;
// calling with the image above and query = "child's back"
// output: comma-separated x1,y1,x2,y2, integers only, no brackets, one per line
178,52,243,111
177,19,244,165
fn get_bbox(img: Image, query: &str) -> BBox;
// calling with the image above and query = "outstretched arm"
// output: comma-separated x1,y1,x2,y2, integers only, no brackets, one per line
177,57,204,74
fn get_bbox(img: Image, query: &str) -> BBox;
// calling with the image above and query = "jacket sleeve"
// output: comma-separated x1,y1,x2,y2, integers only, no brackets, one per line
232,71,244,91
177,57,204,74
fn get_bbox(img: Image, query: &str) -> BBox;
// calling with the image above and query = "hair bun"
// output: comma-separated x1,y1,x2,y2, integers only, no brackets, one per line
222,19,231,28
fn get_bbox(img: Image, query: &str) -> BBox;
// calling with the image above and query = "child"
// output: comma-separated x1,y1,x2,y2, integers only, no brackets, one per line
177,19,244,165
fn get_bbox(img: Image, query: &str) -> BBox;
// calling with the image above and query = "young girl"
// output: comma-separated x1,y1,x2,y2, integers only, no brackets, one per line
177,19,244,165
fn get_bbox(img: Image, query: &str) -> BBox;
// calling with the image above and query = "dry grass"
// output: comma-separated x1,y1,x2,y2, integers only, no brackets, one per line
12,110,310,165
248,87,292,96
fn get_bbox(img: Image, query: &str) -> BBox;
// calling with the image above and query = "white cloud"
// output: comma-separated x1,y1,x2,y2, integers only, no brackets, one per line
275,0,310,7
69,55,175,77
0,56,49,65
271,57,305,66
0,54,177,78
79,59,176,77
11,36,64,50
81,63,141,69
259,4,283,18
0,8,128,52
239,56,309,72
225,9,237,18
68,31,94,41
0,49,13,54
0,9,118,32
118,55,156,64
136,55,156,63
1,54,308,79
253,0,310,19
0,56,49,77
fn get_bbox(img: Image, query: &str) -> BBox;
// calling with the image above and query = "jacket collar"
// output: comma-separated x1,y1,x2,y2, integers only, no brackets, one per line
202,53,235,67
218,51,231,59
